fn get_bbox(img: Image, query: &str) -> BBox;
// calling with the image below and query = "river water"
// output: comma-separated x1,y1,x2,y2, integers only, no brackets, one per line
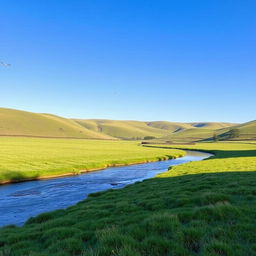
0,150,212,227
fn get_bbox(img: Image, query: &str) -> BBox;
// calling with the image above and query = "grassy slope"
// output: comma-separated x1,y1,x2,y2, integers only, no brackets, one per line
73,119,170,139
0,137,184,183
147,121,193,132
0,108,114,139
148,121,235,131
0,107,237,140
74,119,100,132
1,142,256,256
156,123,246,143
74,119,236,140
219,120,256,140
161,128,218,142
189,122,236,129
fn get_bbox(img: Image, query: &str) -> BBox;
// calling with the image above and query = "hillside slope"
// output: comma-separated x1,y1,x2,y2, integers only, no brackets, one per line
0,108,241,141
147,121,193,133
148,121,235,132
161,128,220,142
190,122,236,129
219,120,256,140
0,108,114,139
74,119,236,140
73,119,170,139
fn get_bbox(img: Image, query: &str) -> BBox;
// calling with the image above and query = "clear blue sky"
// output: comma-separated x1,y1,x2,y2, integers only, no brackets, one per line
0,0,255,123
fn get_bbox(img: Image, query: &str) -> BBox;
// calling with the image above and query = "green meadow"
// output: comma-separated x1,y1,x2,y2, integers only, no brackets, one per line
0,137,184,184
1,141,256,255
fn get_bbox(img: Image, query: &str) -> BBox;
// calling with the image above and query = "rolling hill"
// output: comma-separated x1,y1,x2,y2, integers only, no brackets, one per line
146,121,193,133
0,107,251,141
218,120,256,140
0,108,115,139
73,119,170,139
161,128,220,142
73,119,237,141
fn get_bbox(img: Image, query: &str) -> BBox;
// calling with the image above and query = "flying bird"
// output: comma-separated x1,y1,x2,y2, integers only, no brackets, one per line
0,61,11,67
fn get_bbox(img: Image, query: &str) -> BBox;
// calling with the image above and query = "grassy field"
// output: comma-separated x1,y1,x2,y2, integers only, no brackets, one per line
0,142,256,255
0,137,185,184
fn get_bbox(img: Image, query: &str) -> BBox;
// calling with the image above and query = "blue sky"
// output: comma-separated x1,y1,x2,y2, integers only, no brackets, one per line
0,0,255,123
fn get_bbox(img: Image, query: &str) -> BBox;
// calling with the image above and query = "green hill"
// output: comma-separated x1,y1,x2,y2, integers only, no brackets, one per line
218,120,256,140
0,108,242,141
162,128,219,142
147,121,192,132
148,121,235,132
0,108,114,139
190,122,237,129
73,119,170,139
158,121,256,143
73,120,237,140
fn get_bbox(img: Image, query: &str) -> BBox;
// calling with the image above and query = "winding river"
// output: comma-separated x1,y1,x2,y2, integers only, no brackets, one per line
0,150,212,227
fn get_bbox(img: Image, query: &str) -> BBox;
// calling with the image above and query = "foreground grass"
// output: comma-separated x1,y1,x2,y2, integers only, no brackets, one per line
0,137,184,183
0,142,256,255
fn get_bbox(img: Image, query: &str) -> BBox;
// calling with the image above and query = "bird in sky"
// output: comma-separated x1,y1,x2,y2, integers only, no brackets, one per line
0,61,11,67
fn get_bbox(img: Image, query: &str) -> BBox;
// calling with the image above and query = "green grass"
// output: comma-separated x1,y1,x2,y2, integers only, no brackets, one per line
0,141,256,255
0,137,184,183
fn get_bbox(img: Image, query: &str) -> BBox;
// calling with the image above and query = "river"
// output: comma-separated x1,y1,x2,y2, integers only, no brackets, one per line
0,150,212,227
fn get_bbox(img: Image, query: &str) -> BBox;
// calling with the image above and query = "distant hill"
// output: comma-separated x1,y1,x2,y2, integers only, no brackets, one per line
73,119,170,139
0,108,115,139
146,121,193,133
0,107,250,141
73,119,237,140
157,123,238,142
161,128,220,142
218,120,256,141
189,122,237,129
147,121,235,133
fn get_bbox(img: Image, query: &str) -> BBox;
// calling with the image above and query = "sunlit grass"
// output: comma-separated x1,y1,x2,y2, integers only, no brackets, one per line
0,141,256,255
0,137,184,183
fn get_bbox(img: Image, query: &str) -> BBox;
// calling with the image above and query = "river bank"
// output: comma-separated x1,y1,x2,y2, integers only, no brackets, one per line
0,150,210,227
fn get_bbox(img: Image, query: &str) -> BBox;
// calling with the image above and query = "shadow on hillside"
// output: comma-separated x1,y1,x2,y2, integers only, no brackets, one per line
150,171,256,197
